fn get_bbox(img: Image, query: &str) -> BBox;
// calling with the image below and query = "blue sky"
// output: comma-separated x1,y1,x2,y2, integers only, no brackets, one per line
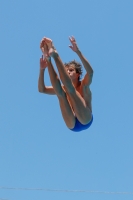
0,0,133,200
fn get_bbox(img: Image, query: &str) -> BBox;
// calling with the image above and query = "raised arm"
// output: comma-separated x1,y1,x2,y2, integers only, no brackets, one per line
69,36,93,86
38,56,55,95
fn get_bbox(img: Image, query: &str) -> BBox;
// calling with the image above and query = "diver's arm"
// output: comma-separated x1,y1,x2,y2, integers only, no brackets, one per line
77,50,93,86
69,36,93,74
38,68,55,95
69,36,93,86
76,50,93,75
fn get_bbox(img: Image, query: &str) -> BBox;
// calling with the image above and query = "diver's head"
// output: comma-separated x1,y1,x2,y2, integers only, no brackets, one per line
64,60,83,81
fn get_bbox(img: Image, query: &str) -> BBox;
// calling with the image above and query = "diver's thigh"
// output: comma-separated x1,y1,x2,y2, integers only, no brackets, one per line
66,90,92,125
57,95,75,129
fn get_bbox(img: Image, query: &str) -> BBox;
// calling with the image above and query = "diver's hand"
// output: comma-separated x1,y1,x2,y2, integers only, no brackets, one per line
69,36,79,52
40,55,48,69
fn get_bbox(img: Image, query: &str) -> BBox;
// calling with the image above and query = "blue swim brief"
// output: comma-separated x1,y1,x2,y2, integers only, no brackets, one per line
69,115,93,132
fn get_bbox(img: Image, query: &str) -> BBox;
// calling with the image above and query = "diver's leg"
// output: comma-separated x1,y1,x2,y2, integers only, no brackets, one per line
44,38,92,124
44,37,74,89
52,54,74,90
65,89,92,124
46,60,75,129
49,54,92,124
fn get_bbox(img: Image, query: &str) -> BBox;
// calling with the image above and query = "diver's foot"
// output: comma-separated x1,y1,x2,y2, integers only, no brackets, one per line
42,43,49,57
41,43,51,61
44,37,58,58
43,37,53,49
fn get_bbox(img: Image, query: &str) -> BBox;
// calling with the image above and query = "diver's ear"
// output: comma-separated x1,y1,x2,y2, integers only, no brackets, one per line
76,73,80,79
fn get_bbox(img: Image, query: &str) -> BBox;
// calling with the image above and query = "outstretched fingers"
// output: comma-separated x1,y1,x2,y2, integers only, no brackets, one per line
69,36,76,43
68,36,78,52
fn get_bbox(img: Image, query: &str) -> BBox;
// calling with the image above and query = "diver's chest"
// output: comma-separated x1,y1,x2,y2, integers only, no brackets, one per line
76,85,84,97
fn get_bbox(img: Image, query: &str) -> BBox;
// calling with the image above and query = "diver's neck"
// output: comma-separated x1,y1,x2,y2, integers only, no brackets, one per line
72,79,80,89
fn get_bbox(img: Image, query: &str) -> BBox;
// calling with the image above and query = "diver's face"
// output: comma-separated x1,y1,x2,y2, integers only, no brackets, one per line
66,65,79,80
